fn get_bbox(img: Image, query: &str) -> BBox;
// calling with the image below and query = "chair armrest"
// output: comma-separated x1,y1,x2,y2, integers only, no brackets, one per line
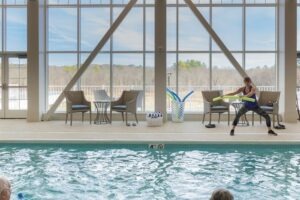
272,102,279,113
82,95,91,107
126,99,137,113
203,100,212,113
66,98,73,112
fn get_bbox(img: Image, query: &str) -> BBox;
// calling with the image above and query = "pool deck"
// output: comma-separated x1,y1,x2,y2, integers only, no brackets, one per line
0,119,300,144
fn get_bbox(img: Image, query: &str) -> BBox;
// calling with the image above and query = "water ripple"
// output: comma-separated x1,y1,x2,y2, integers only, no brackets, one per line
0,145,299,200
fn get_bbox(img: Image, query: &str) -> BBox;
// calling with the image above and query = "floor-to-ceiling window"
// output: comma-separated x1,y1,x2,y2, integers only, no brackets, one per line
46,0,277,114
47,0,155,112
167,0,277,112
297,1,300,82
297,1,300,105
0,0,27,118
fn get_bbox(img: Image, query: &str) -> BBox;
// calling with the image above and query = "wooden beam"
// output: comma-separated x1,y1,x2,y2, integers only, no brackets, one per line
44,0,138,120
184,0,249,79
155,0,167,121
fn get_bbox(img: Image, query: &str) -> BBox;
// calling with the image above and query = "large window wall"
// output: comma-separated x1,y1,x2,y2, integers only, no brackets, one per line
0,0,27,115
297,1,300,84
167,0,277,112
47,0,155,112
47,0,277,113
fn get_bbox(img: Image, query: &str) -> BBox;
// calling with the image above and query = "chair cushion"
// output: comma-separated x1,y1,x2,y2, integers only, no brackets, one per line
72,105,89,110
112,105,127,110
211,105,228,110
261,106,273,112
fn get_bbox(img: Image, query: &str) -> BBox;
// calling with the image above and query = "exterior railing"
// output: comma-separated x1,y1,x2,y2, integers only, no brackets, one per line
48,85,279,112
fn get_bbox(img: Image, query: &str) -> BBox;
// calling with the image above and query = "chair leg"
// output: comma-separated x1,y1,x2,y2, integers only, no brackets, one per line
65,113,68,124
202,113,205,124
260,116,262,124
218,113,221,123
273,113,275,128
228,111,230,126
276,114,280,125
121,112,124,122
125,112,128,124
252,112,254,126
209,113,212,124
110,110,112,124
90,110,92,124
135,113,138,124
70,112,73,126
82,112,84,123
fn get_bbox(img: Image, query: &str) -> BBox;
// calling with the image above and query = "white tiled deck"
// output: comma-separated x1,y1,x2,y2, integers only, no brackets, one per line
0,119,300,144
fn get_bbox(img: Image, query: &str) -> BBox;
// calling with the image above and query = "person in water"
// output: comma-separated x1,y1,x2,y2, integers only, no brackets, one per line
0,177,11,200
226,77,277,136
210,189,234,200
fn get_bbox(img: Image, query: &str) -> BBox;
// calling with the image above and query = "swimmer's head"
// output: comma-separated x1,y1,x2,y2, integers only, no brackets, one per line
0,177,11,200
210,189,234,200
243,77,252,87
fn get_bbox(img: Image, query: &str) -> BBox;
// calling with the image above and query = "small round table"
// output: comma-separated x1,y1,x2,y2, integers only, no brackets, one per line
94,100,111,124
231,102,249,126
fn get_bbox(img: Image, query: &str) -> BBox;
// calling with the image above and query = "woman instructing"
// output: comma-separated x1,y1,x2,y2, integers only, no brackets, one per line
226,77,277,136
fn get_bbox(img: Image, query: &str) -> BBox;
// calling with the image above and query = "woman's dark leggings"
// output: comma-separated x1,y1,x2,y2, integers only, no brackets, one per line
233,106,271,127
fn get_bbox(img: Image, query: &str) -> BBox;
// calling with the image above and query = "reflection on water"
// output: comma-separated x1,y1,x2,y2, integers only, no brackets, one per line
0,145,299,200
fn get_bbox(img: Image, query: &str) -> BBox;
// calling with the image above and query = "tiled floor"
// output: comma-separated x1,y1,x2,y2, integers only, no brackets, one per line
0,119,299,144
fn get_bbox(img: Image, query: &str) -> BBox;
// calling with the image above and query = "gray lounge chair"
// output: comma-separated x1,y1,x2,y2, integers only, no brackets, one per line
64,91,91,126
202,90,230,125
110,90,139,124
252,91,281,128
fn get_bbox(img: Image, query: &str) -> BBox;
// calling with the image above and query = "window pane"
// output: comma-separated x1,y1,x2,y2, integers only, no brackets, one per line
212,7,242,51
297,7,300,51
246,53,276,90
146,7,155,51
145,54,154,112
179,7,210,51
81,8,110,52
48,8,77,51
212,53,243,94
113,8,143,51
81,0,110,4
48,54,78,111
112,54,143,111
7,8,27,51
0,9,2,50
167,7,176,51
167,53,177,112
0,58,1,110
246,7,276,51
80,53,111,106
178,54,210,112
48,0,77,5
8,58,27,110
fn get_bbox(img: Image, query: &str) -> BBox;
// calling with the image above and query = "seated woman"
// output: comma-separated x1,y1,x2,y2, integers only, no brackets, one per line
225,77,277,136
0,177,11,200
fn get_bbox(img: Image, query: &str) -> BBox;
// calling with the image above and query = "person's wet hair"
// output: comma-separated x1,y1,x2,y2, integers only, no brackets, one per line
210,189,234,200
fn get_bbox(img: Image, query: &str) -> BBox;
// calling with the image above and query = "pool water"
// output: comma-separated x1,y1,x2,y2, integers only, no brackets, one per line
0,144,299,200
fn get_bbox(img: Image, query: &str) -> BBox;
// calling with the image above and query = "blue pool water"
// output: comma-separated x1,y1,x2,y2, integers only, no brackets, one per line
0,144,299,200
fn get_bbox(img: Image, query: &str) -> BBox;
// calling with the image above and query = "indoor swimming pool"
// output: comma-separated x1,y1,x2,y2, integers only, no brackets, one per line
0,144,299,200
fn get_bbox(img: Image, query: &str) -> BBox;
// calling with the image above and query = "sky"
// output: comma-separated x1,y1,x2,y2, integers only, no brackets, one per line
3,3,280,69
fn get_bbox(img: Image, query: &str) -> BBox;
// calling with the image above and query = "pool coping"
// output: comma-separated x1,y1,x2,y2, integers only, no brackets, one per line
1,132,300,145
